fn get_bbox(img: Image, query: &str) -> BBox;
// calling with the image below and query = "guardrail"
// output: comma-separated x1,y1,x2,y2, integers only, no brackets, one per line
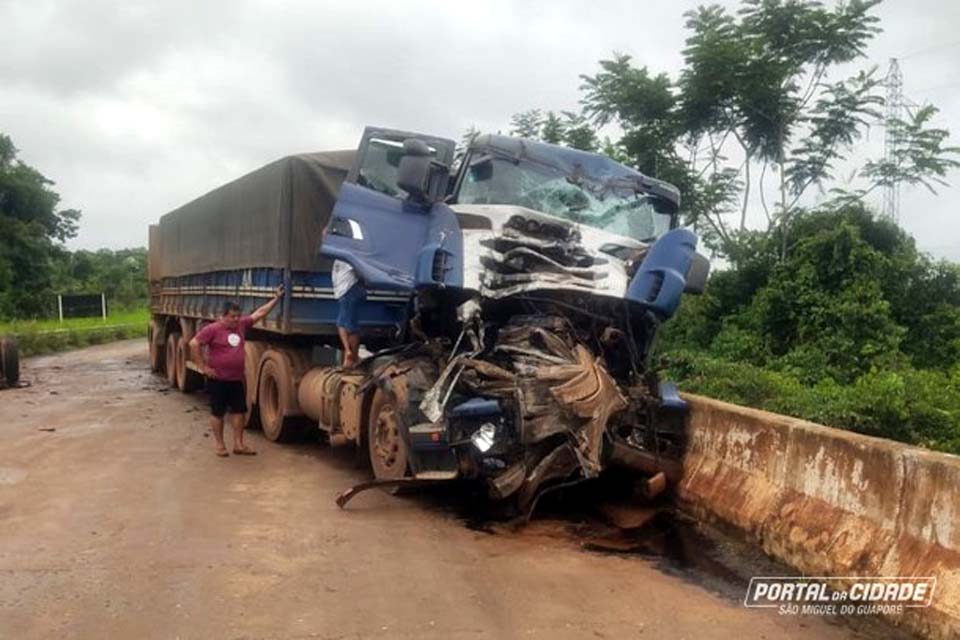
678,394,960,639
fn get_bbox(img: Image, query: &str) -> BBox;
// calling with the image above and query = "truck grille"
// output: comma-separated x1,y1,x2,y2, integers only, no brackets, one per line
479,215,608,295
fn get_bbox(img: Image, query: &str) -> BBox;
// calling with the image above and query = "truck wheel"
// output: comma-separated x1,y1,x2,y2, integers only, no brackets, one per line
1,336,20,387
148,320,165,373
367,387,409,482
165,333,180,388
243,342,267,429
176,335,203,393
257,349,302,442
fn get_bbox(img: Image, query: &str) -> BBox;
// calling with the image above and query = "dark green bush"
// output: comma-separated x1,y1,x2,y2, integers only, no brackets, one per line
662,350,960,455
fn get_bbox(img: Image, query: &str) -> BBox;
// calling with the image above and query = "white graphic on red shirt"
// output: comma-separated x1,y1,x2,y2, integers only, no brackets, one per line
227,333,241,347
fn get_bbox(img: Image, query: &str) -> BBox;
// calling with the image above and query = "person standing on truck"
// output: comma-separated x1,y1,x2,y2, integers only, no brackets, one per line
189,286,284,457
333,259,365,368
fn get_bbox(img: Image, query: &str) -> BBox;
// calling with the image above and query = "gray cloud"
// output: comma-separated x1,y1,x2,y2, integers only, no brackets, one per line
2,0,958,260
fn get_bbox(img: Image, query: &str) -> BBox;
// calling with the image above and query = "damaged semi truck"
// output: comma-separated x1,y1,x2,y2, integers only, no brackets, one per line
148,127,709,510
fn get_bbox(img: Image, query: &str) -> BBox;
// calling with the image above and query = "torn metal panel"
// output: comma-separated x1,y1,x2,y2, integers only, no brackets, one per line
452,204,636,299
538,345,628,477
450,314,633,494
515,443,581,511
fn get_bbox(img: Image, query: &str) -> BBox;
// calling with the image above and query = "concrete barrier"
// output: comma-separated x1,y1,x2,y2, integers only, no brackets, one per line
678,394,960,640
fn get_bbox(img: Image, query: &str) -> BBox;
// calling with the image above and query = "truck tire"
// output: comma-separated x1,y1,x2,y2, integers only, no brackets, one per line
176,335,203,393
243,341,268,429
165,332,180,388
1,336,20,387
367,387,409,482
148,320,165,373
257,349,304,442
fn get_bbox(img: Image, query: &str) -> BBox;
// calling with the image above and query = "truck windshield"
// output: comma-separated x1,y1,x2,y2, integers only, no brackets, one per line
458,157,673,242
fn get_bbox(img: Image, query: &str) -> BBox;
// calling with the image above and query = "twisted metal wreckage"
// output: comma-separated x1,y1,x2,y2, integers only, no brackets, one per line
336,209,703,515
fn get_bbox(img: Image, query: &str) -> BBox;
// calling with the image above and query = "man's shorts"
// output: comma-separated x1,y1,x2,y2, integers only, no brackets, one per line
336,283,365,333
207,379,247,417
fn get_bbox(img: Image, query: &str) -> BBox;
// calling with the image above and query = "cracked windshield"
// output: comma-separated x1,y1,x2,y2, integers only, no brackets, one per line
459,157,673,242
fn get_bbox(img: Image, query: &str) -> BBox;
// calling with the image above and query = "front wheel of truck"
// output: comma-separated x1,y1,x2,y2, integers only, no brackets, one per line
367,388,409,484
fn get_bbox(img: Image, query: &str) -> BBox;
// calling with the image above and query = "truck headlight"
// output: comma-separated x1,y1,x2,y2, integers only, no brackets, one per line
472,422,497,453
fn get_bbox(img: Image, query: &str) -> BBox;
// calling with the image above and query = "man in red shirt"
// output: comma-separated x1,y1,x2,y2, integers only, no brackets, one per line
189,286,283,457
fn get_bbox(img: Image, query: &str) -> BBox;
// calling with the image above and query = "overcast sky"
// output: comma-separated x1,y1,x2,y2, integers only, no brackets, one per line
2,0,959,260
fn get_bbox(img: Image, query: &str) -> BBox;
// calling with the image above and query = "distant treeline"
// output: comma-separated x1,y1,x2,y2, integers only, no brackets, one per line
0,132,148,319
1,245,148,320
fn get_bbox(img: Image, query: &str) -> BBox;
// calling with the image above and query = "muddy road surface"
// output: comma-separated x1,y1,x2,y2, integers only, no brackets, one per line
0,340,903,639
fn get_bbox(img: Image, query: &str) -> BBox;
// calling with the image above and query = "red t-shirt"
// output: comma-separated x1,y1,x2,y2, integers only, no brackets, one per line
194,316,255,381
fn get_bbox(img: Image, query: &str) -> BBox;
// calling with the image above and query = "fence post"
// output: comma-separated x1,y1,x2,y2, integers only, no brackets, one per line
57,295,63,323
101,293,107,320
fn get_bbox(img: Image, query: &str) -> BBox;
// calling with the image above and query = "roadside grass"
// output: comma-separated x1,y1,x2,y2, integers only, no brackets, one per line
0,308,148,357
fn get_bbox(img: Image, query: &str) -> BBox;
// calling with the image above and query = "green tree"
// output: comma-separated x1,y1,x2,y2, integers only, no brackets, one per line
0,133,82,318
509,109,543,139
51,248,149,311
540,111,566,144
561,111,598,151
579,1,957,261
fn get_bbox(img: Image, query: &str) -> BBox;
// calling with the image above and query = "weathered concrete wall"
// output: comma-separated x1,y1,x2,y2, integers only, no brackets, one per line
678,394,960,640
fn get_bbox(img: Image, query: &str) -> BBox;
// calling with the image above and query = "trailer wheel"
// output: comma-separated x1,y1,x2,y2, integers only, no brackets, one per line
1,336,20,387
165,333,180,388
148,320,165,373
257,349,302,442
367,387,409,482
176,335,203,393
243,341,268,429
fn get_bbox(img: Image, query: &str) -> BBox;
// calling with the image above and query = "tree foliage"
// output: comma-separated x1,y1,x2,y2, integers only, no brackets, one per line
509,109,544,139
577,0,957,261
660,204,960,452
0,133,147,319
0,134,83,317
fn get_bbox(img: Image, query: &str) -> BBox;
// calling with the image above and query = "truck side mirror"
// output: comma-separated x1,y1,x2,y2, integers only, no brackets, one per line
398,138,446,204
684,252,710,294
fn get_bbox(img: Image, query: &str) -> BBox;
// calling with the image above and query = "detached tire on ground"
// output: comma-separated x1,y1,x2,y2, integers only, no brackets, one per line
367,387,409,482
1,336,20,387
176,335,203,392
257,349,306,442
165,333,180,388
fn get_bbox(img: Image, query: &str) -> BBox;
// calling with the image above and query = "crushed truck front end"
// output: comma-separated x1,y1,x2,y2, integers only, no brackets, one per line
325,132,709,510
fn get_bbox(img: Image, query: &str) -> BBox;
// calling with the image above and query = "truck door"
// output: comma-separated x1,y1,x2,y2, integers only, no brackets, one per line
321,127,457,291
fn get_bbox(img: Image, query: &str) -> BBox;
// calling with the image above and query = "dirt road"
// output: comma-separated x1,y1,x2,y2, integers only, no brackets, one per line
0,340,888,639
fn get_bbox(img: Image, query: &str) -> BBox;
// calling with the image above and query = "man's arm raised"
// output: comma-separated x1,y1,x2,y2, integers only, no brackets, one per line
250,284,284,324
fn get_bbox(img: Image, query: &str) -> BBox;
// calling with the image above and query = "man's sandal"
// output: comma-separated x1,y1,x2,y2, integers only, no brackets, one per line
233,447,257,456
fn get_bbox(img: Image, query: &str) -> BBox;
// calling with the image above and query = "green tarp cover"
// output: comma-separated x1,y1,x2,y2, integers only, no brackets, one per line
151,151,354,279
